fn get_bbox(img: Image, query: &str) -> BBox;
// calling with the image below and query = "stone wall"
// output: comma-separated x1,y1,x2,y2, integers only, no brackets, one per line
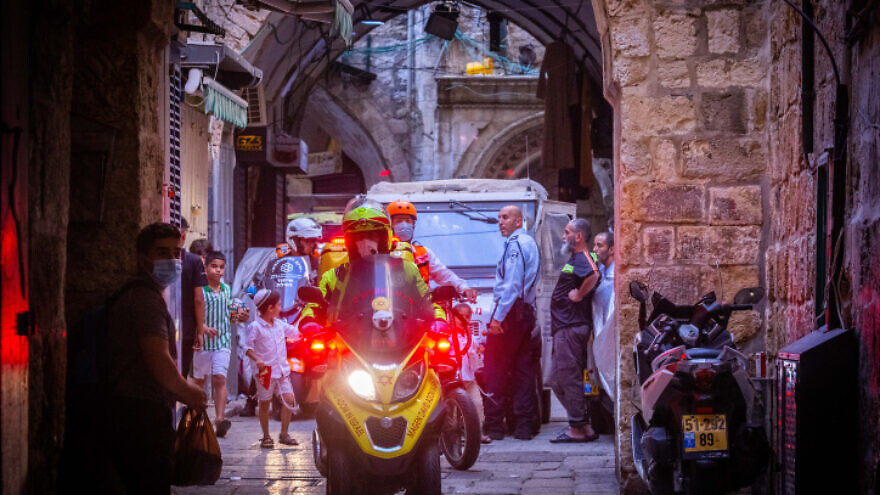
20,0,173,492
765,0,880,491
596,0,771,490
322,6,547,181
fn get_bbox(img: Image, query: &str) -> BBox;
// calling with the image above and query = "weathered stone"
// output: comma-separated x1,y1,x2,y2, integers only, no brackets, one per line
620,138,651,176
695,59,730,88
699,264,761,297
643,226,675,262
612,17,651,57
617,220,642,265
707,9,741,54
751,90,768,131
682,138,766,180
709,185,763,225
621,180,705,223
654,11,699,59
700,91,747,133
676,226,762,264
728,310,762,344
614,57,649,87
730,59,764,87
656,59,690,89
622,95,696,135
651,138,679,181
606,0,650,18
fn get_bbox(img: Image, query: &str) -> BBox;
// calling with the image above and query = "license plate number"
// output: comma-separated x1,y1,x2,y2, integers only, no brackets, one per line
682,414,727,453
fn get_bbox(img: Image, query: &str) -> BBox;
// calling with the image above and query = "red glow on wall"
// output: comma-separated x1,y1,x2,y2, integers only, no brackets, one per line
379,170,391,177
2,199,29,366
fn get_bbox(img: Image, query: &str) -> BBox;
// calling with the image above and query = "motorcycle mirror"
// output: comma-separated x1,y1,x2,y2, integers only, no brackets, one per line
733,287,765,305
432,285,457,303
297,286,326,305
629,281,648,303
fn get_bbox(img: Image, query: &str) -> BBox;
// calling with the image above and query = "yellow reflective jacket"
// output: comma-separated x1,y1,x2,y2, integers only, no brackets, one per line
299,257,445,324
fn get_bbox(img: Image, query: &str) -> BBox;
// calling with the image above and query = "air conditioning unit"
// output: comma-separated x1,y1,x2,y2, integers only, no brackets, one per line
241,86,266,127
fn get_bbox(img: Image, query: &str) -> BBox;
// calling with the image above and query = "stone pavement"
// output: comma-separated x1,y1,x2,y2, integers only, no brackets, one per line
173,398,618,495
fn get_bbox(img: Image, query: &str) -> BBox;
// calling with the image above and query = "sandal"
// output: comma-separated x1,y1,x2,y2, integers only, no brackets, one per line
279,433,299,446
549,431,599,443
215,419,232,438
481,435,493,444
260,436,274,449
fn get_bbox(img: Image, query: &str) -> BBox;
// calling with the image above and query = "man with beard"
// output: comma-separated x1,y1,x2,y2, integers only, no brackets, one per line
548,218,601,443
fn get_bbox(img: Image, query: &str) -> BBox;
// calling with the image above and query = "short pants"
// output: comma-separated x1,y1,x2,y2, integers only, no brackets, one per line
193,348,231,380
256,375,294,402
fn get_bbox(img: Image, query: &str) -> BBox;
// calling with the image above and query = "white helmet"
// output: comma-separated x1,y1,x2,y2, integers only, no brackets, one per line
286,217,322,245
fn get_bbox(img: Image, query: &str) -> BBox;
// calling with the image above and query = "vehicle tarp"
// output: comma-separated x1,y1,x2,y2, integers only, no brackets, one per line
367,178,548,199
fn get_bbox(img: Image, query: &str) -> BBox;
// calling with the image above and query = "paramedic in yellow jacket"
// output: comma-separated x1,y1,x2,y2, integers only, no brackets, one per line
298,197,445,337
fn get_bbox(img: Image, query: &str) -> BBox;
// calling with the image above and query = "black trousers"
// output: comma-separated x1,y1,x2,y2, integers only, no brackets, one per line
483,307,539,436
108,397,174,494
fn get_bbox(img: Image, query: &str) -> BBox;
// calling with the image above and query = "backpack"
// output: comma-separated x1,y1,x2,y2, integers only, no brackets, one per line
66,279,154,418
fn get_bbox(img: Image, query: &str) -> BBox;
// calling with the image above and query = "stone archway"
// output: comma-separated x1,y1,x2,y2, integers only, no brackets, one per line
299,86,411,185
458,112,544,179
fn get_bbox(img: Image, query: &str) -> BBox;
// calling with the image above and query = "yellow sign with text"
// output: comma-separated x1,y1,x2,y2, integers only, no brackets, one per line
236,135,263,151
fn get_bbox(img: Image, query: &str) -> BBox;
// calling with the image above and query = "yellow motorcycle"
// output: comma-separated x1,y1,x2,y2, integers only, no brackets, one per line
298,255,450,495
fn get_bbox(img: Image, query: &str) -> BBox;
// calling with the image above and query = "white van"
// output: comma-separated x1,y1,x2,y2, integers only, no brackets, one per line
368,178,576,423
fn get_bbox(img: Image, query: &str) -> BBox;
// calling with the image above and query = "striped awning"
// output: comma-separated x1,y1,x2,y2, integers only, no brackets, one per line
203,77,248,128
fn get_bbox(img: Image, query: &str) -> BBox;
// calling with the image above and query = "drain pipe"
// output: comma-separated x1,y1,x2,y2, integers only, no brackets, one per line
407,9,416,112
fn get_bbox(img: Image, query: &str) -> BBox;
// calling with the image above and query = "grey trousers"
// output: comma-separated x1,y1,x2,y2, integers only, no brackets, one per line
549,324,591,428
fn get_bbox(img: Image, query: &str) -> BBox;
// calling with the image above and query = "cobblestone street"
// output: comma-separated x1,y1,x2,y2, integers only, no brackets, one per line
173,399,618,495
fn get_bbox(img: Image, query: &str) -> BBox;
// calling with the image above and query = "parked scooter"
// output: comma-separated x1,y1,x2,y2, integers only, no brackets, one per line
629,281,769,495
298,255,448,495
431,285,482,470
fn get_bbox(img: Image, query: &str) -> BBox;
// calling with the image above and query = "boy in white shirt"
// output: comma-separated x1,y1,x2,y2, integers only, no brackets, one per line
245,289,299,448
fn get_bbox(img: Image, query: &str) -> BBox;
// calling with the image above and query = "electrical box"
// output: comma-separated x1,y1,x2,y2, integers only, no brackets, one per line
775,327,857,495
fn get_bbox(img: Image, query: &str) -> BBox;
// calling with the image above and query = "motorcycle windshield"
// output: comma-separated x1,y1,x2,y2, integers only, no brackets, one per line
330,255,434,363
263,256,311,314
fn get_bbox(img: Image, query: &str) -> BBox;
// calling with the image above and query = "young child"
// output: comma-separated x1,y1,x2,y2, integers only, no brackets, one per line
193,251,247,438
453,303,492,444
245,289,299,448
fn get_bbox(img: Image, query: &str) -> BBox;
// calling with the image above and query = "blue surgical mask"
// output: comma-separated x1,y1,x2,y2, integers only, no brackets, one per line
393,221,414,242
151,258,182,287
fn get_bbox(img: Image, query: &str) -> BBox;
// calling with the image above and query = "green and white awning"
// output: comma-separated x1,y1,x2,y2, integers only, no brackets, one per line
203,77,248,128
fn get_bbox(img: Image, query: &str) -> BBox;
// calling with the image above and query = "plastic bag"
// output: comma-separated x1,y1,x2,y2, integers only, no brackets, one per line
172,408,223,486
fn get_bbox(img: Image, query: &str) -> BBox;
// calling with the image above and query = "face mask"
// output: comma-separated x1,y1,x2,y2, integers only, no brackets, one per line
151,258,182,287
560,240,572,256
393,221,414,242
356,239,379,258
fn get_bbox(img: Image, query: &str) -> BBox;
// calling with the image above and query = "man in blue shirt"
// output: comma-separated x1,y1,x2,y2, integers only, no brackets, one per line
484,205,540,440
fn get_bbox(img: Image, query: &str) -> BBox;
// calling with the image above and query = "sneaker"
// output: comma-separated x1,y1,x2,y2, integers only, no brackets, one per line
215,419,232,438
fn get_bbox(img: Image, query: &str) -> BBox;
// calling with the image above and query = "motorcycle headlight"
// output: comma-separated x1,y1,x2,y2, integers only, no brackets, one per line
392,361,425,402
347,369,376,401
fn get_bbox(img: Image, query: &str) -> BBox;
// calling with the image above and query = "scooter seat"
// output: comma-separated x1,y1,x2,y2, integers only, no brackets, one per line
685,348,722,359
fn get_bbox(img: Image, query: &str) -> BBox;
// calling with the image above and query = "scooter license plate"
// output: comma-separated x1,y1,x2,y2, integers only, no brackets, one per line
681,414,728,454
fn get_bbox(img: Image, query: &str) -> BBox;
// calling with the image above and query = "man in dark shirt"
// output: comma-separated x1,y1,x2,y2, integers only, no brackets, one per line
548,218,600,443
107,222,207,493
179,217,208,377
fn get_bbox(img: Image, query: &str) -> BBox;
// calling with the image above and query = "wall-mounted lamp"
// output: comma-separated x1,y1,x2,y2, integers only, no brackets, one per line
357,4,384,26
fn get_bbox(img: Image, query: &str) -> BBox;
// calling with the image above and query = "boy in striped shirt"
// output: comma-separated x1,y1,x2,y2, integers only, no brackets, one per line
194,251,248,437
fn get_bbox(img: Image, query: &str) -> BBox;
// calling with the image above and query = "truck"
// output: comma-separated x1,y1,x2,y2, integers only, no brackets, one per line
367,178,576,424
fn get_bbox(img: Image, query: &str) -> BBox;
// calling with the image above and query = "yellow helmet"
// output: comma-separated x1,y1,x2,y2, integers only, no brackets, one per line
342,196,393,255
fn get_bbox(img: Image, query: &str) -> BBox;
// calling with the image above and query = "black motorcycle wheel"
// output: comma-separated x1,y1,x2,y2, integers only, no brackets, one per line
439,387,481,470
685,463,724,495
326,448,357,495
407,442,441,495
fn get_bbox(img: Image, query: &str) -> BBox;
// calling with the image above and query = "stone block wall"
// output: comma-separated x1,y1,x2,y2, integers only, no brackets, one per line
764,0,880,491
597,0,771,490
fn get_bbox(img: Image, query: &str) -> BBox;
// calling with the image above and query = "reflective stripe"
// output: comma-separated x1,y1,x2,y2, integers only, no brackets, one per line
413,245,430,284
